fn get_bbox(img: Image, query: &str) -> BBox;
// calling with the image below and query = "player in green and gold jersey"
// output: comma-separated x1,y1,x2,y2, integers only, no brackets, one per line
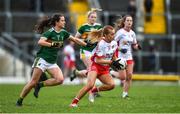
70,8,103,102
70,8,102,81
16,13,88,106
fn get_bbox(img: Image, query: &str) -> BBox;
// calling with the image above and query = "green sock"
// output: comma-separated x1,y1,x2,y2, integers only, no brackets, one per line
18,97,23,103
39,82,45,87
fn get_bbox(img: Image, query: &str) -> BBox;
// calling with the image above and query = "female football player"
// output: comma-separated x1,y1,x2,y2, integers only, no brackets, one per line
70,8,102,80
70,25,118,107
112,15,141,99
16,13,89,106
70,8,103,101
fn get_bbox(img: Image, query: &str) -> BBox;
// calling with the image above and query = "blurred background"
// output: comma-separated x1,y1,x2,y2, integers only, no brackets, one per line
0,0,179,83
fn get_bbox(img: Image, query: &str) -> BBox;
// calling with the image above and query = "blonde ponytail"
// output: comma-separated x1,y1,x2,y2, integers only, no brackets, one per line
87,29,103,44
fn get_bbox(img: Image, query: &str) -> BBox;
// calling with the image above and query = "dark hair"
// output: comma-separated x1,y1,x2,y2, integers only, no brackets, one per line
114,15,132,32
35,13,64,33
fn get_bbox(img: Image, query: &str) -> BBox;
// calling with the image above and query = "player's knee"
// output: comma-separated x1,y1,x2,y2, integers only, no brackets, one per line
29,80,38,87
111,83,115,90
108,83,115,90
56,78,64,84
119,75,126,80
126,73,132,81
87,83,94,90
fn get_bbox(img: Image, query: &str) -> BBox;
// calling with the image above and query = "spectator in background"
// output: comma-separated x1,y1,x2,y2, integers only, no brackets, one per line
30,0,44,12
127,0,137,20
63,40,76,78
144,0,153,22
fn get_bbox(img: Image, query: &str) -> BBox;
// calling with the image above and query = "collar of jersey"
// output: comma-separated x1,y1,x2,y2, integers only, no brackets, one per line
51,27,63,33
84,23,99,26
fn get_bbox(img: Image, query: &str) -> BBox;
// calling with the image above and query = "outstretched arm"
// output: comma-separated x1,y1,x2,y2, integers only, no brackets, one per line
69,36,87,46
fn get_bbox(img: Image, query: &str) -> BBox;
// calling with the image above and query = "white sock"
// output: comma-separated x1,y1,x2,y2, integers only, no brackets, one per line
122,91,128,96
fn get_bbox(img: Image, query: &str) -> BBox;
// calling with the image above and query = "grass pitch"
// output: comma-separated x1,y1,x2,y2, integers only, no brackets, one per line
0,83,180,113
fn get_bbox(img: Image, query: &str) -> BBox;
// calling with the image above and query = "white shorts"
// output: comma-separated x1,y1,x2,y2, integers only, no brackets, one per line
80,49,92,59
32,57,59,72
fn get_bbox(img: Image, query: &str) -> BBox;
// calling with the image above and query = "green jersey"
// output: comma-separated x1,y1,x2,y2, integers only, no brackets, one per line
37,28,70,64
77,23,102,51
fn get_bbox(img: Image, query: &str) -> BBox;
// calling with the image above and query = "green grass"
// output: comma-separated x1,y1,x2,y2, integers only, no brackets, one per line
0,83,180,113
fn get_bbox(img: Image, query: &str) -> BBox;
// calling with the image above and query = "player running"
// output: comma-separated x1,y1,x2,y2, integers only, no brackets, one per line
70,25,119,107
111,15,141,99
16,13,91,106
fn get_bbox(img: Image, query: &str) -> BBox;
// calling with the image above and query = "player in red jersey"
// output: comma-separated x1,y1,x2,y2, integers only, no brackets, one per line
70,25,118,107
111,15,141,99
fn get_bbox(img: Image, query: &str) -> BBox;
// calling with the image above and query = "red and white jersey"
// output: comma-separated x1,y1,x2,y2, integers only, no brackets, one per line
63,44,75,61
92,39,118,66
114,28,137,60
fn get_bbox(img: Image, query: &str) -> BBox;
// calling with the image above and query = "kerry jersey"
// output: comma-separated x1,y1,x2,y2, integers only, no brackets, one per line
77,23,102,52
36,28,70,63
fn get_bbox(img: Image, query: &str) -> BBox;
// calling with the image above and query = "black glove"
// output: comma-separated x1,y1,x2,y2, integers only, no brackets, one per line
132,43,142,51
120,48,127,54
111,59,126,71
111,59,121,71
138,44,142,50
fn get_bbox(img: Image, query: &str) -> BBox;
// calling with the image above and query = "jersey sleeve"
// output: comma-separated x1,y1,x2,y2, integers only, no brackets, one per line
98,25,103,29
78,26,84,35
95,42,105,58
42,31,51,39
114,30,121,42
63,30,71,40
132,31,137,44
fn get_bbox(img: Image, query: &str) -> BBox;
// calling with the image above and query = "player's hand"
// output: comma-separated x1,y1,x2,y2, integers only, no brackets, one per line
111,59,123,71
137,44,142,50
51,42,63,48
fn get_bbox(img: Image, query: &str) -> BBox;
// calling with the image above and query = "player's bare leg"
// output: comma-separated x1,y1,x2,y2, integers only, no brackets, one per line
70,71,97,107
89,74,115,102
122,63,134,99
16,68,42,106
34,67,64,98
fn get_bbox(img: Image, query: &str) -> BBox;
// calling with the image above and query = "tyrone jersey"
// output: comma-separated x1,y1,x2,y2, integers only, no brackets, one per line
114,28,137,60
77,23,102,51
92,40,118,66
37,28,70,64
63,44,75,61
